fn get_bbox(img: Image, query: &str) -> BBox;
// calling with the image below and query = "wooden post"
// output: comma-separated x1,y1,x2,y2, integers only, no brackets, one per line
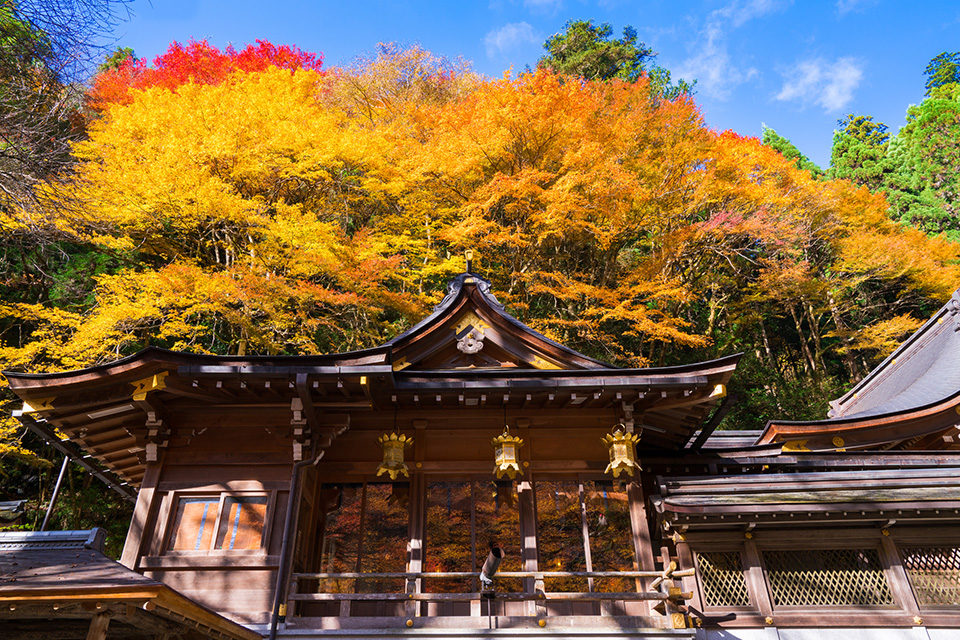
518,479,539,618
407,420,427,620
674,537,702,614
85,613,110,640
879,532,921,618
743,537,774,621
120,461,162,569
628,476,657,617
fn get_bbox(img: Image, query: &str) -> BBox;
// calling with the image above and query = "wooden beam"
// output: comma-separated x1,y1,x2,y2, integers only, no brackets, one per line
14,413,136,502
84,613,110,640
687,393,737,451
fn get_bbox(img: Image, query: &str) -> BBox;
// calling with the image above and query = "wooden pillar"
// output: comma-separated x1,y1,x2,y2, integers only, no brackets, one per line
628,479,657,572
120,461,162,569
628,474,657,617
518,479,540,618
879,532,921,619
743,537,774,621
406,420,427,620
674,537,703,613
85,614,111,640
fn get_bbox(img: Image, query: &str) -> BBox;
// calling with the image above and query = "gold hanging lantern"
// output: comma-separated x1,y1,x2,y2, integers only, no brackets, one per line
601,426,641,478
492,426,524,479
377,432,413,480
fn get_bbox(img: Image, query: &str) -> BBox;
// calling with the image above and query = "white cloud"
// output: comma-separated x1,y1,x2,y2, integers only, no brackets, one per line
776,57,863,111
523,0,562,10
716,0,786,27
676,24,758,99
485,22,540,58
676,0,785,99
836,0,877,15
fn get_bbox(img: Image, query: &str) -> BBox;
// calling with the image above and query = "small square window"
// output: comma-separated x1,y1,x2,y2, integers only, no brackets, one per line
215,496,268,550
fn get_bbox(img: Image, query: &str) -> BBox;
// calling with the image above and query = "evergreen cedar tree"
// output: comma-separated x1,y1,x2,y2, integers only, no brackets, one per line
814,52,960,239
537,19,693,99
4,38,960,488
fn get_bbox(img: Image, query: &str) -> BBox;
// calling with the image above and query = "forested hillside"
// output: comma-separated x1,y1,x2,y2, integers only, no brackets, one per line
2,19,960,539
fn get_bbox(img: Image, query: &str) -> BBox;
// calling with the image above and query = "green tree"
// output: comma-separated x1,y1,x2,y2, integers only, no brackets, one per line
761,126,823,177
829,114,889,189
97,45,133,72
925,51,960,96
882,84,960,237
538,19,693,99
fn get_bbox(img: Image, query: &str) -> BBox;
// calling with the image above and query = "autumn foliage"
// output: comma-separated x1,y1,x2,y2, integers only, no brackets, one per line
3,41,960,431
88,39,323,109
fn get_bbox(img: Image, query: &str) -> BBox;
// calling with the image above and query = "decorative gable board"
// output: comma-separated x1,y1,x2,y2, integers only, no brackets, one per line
387,274,609,372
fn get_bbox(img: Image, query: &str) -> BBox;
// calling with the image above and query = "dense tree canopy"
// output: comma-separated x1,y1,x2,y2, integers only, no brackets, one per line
3,38,960,548
538,19,693,99
2,40,957,424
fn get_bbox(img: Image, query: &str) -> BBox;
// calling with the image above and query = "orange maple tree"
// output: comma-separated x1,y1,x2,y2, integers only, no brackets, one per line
2,41,959,431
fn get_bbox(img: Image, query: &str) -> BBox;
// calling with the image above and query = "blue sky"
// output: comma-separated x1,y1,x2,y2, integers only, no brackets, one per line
113,1,959,168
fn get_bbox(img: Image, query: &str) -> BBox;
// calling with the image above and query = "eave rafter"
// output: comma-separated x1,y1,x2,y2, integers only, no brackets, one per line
759,391,960,452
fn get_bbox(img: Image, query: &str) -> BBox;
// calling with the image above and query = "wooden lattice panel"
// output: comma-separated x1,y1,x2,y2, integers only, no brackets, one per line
763,548,893,607
696,551,750,607
900,546,960,606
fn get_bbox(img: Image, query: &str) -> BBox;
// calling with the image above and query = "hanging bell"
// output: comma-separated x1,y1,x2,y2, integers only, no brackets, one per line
601,426,641,478
377,432,413,480
492,427,524,479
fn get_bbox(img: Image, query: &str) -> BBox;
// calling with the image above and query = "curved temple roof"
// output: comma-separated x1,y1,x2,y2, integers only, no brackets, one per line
758,289,960,452
4,273,741,486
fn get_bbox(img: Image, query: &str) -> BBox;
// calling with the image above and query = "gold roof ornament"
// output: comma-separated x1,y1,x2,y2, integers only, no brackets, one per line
492,426,524,479
377,432,414,480
601,426,641,478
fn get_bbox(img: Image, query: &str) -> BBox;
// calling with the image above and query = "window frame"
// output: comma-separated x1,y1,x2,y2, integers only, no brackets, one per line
162,489,277,556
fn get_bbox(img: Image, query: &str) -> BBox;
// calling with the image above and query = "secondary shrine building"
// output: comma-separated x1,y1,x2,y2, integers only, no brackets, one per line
4,272,960,639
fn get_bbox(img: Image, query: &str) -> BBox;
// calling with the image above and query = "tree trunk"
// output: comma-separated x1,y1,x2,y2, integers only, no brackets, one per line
789,303,816,374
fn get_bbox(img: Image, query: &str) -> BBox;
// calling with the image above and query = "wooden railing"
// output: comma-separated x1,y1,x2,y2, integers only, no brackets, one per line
287,564,694,628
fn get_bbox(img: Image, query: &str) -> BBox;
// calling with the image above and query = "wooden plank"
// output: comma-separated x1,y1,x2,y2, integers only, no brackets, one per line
139,555,281,569
291,570,669,579
289,591,668,601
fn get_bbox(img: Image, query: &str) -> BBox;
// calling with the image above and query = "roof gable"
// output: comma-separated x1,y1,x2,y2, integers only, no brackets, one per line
387,273,611,371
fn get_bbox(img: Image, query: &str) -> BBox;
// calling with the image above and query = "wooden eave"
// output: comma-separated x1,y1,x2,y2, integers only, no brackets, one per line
653,465,960,529
3,273,744,484
757,386,960,452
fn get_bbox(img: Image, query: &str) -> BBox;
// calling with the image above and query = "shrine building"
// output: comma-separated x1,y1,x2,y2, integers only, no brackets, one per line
3,272,960,639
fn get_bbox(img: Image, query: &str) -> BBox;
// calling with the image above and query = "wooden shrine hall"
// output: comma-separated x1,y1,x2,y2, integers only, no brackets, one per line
5,272,960,640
